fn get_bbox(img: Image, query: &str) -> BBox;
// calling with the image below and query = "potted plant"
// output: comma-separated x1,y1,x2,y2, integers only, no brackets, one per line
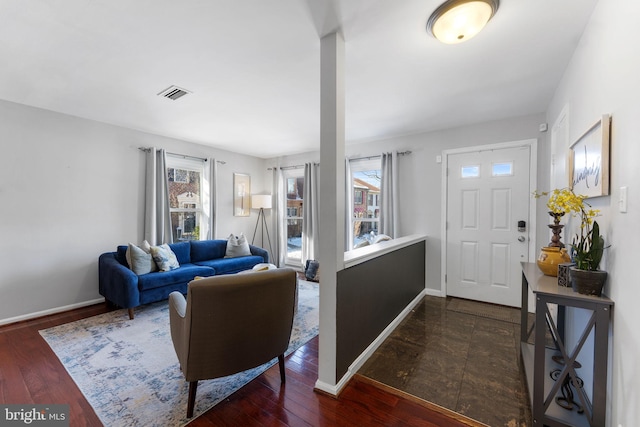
569,213,608,296
536,188,608,295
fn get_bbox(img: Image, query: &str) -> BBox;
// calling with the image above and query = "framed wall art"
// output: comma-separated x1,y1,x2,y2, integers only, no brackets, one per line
233,173,251,216
569,114,611,198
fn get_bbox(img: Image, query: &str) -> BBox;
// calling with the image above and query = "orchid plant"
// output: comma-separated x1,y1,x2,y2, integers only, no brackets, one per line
533,188,605,271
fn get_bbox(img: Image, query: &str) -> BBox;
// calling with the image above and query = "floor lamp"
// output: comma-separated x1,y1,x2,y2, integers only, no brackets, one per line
251,194,274,259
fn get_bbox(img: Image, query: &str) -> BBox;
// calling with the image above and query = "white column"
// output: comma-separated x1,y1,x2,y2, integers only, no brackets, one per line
315,31,345,392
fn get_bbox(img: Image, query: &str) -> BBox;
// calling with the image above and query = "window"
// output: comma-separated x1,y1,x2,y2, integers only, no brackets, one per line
461,165,480,178
284,170,304,263
350,158,381,249
166,155,205,241
354,190,363,204
492,162,513,176
168,168,189,183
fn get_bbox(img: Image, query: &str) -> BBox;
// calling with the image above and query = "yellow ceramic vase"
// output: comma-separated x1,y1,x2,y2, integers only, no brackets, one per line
537,247,571,277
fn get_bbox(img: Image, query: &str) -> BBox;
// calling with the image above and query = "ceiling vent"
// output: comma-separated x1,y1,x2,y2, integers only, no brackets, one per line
157,85,191,101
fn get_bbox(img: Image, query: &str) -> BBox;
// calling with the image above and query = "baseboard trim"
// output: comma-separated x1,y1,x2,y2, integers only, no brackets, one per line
314,376,349,397
0,298,105,326
425,288,443,297
315,289,427,397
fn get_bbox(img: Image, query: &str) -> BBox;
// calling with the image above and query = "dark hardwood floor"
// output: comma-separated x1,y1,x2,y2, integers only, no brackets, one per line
0,304,483,426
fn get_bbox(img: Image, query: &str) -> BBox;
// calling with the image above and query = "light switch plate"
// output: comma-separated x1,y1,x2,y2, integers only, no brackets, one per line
620,186,628,213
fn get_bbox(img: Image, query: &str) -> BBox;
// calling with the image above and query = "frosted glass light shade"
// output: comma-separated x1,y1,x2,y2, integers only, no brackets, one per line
427,0,499,44
251,194,272,210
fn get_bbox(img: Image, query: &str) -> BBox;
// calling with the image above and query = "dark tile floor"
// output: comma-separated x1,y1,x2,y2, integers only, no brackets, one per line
359,295,532,427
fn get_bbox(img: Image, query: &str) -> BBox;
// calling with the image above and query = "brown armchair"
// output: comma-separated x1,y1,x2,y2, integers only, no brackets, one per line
168,268,297,418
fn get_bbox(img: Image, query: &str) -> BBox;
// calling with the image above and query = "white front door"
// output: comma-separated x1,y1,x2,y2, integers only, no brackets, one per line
445,145,531,307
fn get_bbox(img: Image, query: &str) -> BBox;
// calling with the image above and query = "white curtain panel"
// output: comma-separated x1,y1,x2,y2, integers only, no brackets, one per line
203,158,218,239
379,151,399,238
144,148,172,245
272,167,286,267
302,162,320,266
345,158,353,250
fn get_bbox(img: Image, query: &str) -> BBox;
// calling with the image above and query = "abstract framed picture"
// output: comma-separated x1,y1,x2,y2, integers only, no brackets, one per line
233,173,251,216
569,114,611,198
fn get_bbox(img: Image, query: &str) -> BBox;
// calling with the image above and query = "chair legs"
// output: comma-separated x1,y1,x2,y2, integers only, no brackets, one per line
187,381,198,418
278,354,286,383
185,357,283,418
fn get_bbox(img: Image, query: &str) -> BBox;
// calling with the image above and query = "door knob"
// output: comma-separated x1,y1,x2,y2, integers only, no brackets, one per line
518,236,526,242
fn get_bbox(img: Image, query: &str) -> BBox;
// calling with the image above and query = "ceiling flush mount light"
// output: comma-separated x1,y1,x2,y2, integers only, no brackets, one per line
427,0,499,44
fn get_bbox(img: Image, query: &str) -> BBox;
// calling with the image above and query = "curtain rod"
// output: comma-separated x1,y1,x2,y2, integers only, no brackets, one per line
138,147,226,164
267,151,411,170
348,150,412,162
268,162,319,171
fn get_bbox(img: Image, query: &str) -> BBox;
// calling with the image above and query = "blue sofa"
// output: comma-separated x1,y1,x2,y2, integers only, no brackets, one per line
99,239,269,319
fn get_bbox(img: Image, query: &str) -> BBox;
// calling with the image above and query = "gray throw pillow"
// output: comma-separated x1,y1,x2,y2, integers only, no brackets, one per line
225,233,251,258
126,242,158,275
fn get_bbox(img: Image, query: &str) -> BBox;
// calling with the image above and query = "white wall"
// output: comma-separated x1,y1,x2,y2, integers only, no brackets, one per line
362,116,547,292
0,99,267,324
270,113,546,290
546,1,640,425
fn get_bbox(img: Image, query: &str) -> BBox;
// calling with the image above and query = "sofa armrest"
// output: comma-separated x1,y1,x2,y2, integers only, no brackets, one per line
249,245,269,263
98,252,140,309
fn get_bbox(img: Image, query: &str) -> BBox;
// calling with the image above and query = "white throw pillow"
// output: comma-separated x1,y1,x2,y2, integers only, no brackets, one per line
237,263,277,274
141,239,152,253
150,244,180,271
373,234,392,244
126,241,157,275
225,233,252,258
252,263,277,271
354,240,370,249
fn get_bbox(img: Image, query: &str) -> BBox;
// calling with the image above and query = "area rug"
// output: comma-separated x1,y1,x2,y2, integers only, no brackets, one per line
446,297,520,324
40,280,319,427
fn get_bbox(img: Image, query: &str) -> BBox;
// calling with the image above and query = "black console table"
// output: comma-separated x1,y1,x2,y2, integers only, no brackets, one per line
520,262,613,427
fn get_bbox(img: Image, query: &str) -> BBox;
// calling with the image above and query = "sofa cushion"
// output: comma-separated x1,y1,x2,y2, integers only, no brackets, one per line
150,244,180,271
168,241,191,264
194,256,264,275
225,233,251,258
190,240,227,263
137,264,215,291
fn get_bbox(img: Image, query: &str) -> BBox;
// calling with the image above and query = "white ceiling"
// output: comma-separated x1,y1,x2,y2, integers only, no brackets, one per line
0,0,598,158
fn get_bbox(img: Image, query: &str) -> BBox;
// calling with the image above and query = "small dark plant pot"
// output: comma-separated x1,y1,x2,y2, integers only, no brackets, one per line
569,267,607,297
